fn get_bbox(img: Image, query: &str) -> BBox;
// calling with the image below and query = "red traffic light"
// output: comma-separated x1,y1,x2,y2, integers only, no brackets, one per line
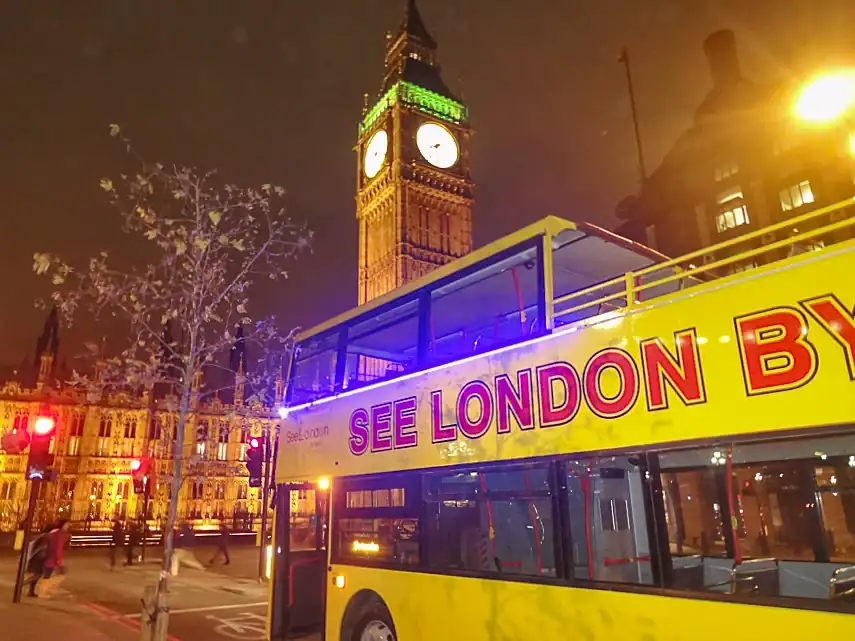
250,437,260,448
33,417,55,436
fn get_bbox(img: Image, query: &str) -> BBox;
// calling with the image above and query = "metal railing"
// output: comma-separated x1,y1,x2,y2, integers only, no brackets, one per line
553,197,855,323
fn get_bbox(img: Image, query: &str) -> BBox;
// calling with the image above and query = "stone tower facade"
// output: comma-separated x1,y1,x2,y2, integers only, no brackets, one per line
356,0,474,304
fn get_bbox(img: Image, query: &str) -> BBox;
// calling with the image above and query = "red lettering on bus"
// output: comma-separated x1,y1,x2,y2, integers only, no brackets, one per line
495,370,534,434
370,403,393,452
431,390,457,443
583,348,639,418
456,381,493,439
735,307,818,396
802,295,855,380
535,362,581,428
640,329,707,411
348,408,369,456
393,397,418,449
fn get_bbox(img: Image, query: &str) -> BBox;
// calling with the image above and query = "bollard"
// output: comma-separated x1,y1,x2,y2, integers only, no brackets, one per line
138,584,169,641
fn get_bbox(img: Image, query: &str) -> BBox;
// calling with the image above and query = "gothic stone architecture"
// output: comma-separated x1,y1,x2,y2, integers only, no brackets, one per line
615,29,855,264
0,315,278,536
356,0,474,304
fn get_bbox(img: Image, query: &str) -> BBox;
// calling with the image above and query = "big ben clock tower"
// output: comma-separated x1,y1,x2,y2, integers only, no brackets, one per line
356,0,474,304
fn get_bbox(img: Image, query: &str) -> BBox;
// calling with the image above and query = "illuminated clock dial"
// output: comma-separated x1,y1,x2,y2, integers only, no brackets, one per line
416,122,459,169
363,129,388,179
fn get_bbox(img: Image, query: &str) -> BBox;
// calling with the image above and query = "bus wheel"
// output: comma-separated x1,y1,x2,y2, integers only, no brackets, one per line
353,611,396,641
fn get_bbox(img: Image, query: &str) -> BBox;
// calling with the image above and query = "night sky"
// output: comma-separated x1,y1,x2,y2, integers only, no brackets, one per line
2,1,854,367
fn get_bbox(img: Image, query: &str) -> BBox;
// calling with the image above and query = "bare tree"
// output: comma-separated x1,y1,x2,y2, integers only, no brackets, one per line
33,124,309,637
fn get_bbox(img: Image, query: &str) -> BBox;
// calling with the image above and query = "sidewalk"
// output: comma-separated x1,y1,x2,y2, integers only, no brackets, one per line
0,598,135,641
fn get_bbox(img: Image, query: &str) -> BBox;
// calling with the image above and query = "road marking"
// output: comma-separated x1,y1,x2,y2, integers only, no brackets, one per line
124,601,267,618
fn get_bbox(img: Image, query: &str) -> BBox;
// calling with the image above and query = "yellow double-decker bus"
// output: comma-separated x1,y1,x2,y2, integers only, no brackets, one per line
269,201,855,641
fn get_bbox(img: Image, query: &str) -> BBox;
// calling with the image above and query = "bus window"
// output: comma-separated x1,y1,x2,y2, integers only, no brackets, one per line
343,298,420,390
565,456,654,585
333,476,420,566
428,246,540,365
289,332,339,404
658,432,855,600
423,464,556,577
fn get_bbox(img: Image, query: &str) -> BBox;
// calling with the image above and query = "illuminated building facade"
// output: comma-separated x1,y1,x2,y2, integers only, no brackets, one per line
615,29,855,263
356,0,474,304
0,314,279,535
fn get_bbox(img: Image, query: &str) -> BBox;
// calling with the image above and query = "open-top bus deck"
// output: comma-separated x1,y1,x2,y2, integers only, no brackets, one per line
270,199,855,641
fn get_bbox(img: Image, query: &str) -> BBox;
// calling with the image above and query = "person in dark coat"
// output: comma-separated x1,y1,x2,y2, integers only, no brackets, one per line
125,522,141,565
110,520,124,570
209,524,231,565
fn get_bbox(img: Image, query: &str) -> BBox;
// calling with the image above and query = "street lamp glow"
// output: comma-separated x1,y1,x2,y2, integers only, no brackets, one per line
794,71,855,123
318,476,330,491
33,416,55,435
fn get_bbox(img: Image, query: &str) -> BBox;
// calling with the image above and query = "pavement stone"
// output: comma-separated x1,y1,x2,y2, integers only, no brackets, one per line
0,598,135,641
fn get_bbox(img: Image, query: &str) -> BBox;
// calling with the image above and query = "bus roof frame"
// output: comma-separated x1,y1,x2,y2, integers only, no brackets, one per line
294,215,668,344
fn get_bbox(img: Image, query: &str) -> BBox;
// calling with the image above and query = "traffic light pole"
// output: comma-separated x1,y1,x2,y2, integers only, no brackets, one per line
258,427,272,580
12,479,40,603
141,480,150,562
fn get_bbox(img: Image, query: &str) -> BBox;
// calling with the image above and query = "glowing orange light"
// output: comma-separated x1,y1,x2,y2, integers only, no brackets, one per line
318,477,330,491
794,70,855,123
33,417,55,436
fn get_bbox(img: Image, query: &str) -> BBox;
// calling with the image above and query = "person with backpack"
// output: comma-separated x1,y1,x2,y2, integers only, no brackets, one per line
25,524,53,597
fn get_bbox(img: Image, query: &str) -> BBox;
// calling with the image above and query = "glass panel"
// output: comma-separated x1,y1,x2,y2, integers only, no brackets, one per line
661,467,727,557
336,517,419,565
566,455,654,585
429,246,539,364
343,299,420,390
425,466,551,497
289,332,339,404
290,488,318,551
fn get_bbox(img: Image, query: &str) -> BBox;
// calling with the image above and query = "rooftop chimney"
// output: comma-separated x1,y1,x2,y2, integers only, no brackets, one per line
703,29,742,89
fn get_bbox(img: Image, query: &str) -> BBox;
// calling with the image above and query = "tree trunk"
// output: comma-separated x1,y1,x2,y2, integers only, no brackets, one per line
149,376,192,640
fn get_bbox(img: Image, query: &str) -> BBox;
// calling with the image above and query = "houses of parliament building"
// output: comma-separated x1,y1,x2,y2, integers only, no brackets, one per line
0,0,474,535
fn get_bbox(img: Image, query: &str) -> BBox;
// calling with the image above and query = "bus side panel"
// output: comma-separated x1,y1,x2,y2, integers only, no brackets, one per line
325,565,851,641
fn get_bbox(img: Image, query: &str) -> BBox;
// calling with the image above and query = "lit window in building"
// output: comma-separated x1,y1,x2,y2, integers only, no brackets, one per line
714,162,738,182
779,180,815,211
716,206,749,232
714,186,749,233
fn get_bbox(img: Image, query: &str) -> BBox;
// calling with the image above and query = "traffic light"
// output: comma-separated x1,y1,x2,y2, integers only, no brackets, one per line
131,456,153,494
26,416,55,480
246,437,264,488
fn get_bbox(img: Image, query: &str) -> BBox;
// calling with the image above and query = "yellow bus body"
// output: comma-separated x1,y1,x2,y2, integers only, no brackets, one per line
326,565,851,641
280,239,855,479
276,205,855,641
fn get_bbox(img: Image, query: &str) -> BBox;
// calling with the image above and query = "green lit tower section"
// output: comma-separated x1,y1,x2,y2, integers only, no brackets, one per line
356,0,474,305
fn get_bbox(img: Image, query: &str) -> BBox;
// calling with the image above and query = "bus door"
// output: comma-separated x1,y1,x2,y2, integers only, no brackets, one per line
270,480,329,640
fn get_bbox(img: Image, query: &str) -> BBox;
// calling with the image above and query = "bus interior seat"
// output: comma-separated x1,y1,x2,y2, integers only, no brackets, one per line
829,565,855,601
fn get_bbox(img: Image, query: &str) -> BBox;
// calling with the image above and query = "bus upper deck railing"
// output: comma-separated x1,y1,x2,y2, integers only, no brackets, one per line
553,197,855,323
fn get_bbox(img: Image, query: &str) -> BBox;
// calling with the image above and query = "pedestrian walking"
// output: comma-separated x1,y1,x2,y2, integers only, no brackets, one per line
209,524,231,565
171,522,205,575
125,522,140,565
31,520,71,598
110,519,124,570
25,525,53,597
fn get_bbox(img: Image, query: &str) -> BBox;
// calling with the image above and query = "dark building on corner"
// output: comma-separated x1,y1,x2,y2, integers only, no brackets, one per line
615,29,855,265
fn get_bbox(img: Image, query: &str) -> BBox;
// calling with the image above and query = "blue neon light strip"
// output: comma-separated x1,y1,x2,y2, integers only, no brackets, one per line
281,321,584,417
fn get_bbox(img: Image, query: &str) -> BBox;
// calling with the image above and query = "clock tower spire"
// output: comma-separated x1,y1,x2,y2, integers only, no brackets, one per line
356,0,474,304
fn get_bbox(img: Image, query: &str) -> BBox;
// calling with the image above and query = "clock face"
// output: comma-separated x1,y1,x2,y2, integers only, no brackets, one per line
416,122,458,169
363,129,388,179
